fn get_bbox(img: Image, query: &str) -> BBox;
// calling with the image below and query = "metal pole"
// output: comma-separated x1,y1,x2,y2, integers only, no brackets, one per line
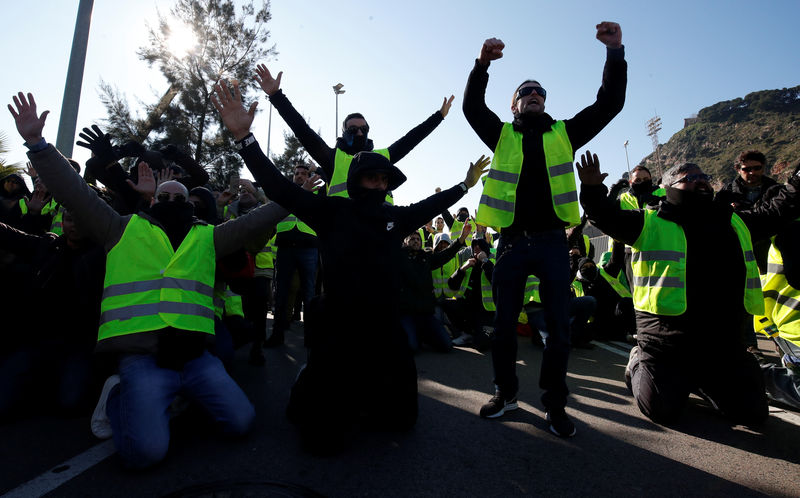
266,103,272,158
55,0,94,158
335,93,339,140
623,140,631,176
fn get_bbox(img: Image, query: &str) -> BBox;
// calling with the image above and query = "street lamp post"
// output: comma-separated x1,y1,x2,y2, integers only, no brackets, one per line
266,102,272,158
623,140,631,176
333,83,345,140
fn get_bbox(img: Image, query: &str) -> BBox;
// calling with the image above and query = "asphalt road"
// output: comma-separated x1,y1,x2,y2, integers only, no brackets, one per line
2,326,799,497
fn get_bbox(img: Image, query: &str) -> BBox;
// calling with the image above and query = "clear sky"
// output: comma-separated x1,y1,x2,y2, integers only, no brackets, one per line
1,0,798,212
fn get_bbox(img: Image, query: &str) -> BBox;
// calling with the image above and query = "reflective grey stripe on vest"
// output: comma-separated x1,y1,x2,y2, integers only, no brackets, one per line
482,296,494,306
768,263,785,275
214,296,224,309
487,168,519,184
225,289,239,297
103,277,214,300
744,250,755,262
548,161,573,177
632,275,684,288
101,301,215,323
480,194,514,212
632,250,685,263
747,277,761,289
282,215,298,223
328,183,347,195
553,191,578,206
764,290,800,312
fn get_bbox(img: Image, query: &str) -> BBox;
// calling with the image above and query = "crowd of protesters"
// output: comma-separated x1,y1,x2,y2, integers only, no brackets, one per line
3,19,800,466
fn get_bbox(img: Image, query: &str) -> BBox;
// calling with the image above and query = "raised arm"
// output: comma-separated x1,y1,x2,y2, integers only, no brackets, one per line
385,96,451,163
576,151,643,245
9,93,126,249
255,64,336,177
462,38,505,150
394,155,490,235
212,80,325,221
563,22,627,150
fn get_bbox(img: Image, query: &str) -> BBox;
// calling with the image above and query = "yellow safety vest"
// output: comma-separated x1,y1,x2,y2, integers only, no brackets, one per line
762,220,800,346
450,218,476,244
524,275,541,304
619,188,665,210
99,215,216,342
329,148,391,201
598,267,632,298
631,209,763,316
256,234,277,269
476,121,579,228
456,257,495,311
432,256,458,299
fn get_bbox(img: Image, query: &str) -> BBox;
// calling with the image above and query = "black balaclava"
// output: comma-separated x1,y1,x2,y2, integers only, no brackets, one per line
456,208,469,222
148,201,195,250
631,179,654,196
664,186,714,212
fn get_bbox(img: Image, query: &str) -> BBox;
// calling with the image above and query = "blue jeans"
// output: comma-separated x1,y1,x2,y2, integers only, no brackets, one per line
107,351,255,469
491,230,572,410
273,247,318,333
762,336,800,410
400,313,452,352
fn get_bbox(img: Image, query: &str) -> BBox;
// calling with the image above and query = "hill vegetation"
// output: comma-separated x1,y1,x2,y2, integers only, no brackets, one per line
639,86,800,188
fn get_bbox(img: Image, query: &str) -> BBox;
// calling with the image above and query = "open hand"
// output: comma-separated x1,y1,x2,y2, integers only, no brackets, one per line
575,150,608,186
464,155,491,188
76,124,117,161
126,162,156,200
211,80,257,140
302,173,325,192
7,92,49,144
254,64,282,96
458,221,473,243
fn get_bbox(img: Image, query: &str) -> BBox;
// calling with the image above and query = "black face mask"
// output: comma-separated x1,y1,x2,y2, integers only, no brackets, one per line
457,212,469,222
665,186,713,211
631,180,653,196
343,131,368,151
149,201,195,248
579,266,598,282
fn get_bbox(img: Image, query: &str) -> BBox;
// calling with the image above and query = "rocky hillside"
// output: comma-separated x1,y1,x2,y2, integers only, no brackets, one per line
639,86,800,188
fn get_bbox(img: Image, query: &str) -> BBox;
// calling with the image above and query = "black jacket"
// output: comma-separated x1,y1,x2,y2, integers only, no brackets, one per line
238,140,466,321
463,47,626,233
398,240,464,315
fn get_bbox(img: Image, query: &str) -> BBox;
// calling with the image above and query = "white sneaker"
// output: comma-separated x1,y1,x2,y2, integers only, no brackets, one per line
91,375,120,439
452,334,473,346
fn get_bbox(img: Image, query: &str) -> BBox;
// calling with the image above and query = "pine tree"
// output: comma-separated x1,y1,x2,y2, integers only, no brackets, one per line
100,0,276,189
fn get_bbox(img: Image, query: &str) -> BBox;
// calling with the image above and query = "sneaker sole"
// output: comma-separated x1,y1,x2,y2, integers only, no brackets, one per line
482,401,519,419
546,412,576,437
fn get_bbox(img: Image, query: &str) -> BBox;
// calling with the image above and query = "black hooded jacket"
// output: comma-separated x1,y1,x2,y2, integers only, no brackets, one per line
238,140,466,320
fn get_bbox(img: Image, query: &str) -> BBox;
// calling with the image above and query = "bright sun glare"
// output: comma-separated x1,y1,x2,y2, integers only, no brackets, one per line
167,22,197,58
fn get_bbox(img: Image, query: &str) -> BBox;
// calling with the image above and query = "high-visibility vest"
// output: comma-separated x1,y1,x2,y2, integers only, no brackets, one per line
762,220,800,346
476,121,579,228
18,198,62,234
48,205,64,235
450,218,476,244
432,256,458,299
329,148,391,201
525,275,541,303
256,234,277,269
456,258,495,311
583,234,591,256
631,209,763,316
276,214,316,237
98,215,216,342
572,280,585,298
598,267,632,298
224,288,245,318
619,188,665,210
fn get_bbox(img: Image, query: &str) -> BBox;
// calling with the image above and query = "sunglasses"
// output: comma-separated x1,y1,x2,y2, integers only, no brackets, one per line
516,86,547,101
671,173,712,186
156,192,187,203
345,125,369,136
740,165,763,173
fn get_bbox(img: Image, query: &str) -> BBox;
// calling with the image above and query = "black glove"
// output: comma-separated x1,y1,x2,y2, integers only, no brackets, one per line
159,144,185,161
117,140,146,159
75,125,118,165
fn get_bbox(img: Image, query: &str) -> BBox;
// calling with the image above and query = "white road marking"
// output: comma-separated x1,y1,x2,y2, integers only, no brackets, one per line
591,340,630,357
2,440,115,498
